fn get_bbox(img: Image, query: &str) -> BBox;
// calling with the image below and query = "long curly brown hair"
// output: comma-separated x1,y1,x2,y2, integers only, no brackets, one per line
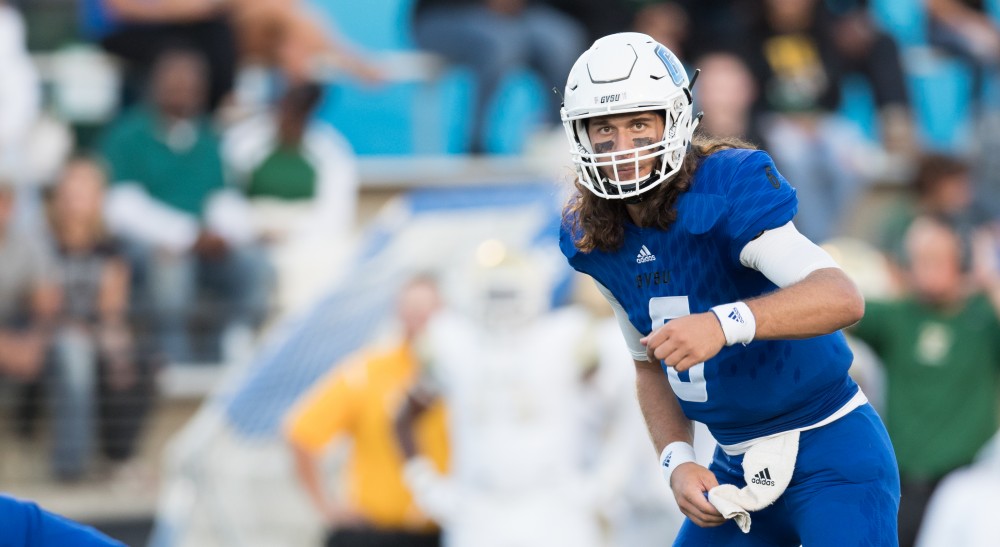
564,135,756,253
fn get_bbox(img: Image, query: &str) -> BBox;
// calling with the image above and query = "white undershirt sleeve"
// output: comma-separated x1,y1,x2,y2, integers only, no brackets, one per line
104,183,199,253
739,221,840,288
593,280,649,362
204,189,256,246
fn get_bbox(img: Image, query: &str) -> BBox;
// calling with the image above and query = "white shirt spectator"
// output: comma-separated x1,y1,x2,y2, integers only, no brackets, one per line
222,113,359,312
414,306,605,547
916,433,1000,547
0,4,40,182
223,113,358,244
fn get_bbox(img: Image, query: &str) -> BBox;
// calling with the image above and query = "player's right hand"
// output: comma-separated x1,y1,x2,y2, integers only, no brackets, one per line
641,312,726,372
670,462,726,528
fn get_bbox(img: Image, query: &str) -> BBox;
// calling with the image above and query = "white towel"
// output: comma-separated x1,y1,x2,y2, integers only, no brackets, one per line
707,430,800,533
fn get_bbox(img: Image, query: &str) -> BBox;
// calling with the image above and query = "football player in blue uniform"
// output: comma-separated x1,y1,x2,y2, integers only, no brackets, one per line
558,33,900,546
0,494,125,546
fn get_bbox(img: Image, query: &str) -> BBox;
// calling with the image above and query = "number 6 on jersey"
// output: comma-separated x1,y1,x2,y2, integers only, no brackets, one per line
649,296,708,402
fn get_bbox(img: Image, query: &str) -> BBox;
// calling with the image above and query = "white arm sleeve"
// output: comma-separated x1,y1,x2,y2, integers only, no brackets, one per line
104,184,199,252
593,280,649,362
204,189,256,246
739,221,840,288
0,8,39,148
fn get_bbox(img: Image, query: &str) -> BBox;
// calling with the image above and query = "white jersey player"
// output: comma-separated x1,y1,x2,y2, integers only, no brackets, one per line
395,243,612,547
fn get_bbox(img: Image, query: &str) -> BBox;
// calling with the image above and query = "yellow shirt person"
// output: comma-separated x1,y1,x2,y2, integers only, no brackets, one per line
285,343,449,531
284,276,448,547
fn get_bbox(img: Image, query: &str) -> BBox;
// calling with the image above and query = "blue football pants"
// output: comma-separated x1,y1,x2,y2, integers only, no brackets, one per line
674,404,900,546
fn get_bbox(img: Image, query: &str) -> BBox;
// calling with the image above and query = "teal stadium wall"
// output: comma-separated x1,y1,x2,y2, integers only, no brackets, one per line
309,0,545,155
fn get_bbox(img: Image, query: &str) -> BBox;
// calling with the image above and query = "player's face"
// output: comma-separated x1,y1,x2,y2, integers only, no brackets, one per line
397,280,442,339
586,112,665,183
55,161,105,222
153,54,207,119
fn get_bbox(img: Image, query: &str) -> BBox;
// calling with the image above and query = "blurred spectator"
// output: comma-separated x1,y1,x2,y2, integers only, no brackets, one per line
0,1,41,183
630,0,691,57
42,157,153,481
693,51,765,146
0,180,61,434
926,0,1000,108
548,0,634,45
915,431,1000,547
284,276,448,547
624,1,752,62
878,153,995,282
927,0,1000,215
13,0,113,165
548,0,749,64
230,0,383,89
850,216,1000,547
84,0,382,112
223,81,359,313
742,0,874,242
411,0,586,154
396,247,613,547
12,0,81,52
0,493,126,546
79,0,237,111
0,0,65,239
827,0,917,156
100,47,272,364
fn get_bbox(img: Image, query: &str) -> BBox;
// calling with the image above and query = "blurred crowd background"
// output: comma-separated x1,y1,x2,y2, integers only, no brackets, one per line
2,0,1000,546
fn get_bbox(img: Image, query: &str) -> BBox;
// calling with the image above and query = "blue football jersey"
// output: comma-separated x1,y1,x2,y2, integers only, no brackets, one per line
0,494,126,547
561,148,858,445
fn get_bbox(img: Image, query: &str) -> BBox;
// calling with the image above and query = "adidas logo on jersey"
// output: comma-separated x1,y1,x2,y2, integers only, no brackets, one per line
636,245,656,264
751,468,775,486
728,307,745,324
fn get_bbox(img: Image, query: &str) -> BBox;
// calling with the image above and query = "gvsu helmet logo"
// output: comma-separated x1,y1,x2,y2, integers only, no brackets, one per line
595,93,626,104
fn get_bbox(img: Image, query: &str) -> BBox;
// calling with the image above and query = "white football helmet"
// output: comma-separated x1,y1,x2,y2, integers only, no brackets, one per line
454,240,550,331
561,32,700,200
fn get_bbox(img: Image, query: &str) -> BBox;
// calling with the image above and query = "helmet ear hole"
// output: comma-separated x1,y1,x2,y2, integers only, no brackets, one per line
574,119,593,153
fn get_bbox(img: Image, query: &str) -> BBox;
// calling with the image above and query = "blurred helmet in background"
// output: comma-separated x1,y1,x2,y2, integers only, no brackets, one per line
453,239,551,331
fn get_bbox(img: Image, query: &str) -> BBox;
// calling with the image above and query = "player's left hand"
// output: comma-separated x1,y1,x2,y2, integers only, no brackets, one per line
641,312,726,372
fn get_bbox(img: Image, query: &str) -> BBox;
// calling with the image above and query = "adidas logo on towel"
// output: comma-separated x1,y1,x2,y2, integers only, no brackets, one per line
728,308,745,324
636,245,656,264
751,468,775,486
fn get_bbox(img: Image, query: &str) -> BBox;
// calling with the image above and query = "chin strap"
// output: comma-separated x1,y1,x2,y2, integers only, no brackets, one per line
617,167,663,204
